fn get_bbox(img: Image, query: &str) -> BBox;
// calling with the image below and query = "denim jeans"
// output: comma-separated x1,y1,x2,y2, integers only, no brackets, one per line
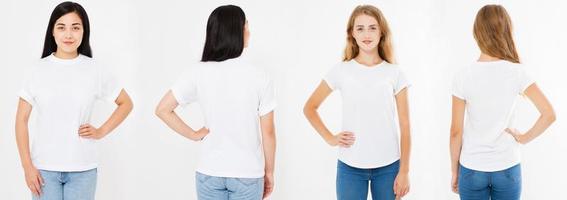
336,160,399,200
458,164,521,200
32,168,97,200
196,172,264,200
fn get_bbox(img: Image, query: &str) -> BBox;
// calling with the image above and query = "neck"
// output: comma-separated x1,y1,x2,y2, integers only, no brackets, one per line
478,53,501,62
54,50,79,60
355,48,383,67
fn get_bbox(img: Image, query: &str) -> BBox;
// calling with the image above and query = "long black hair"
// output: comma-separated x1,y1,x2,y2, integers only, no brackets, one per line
201,5,246,62
42,1,91,58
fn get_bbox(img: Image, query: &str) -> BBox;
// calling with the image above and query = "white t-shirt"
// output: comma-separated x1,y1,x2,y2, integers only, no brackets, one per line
171,57,276,178
324,60,410,169
453,60,534,172
19,54,122,172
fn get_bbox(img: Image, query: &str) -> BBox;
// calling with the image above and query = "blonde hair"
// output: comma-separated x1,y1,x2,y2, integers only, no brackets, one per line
343,5,394,63
473,5,520,63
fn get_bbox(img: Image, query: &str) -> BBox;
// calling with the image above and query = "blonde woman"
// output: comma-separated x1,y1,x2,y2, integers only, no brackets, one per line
304,5,411,200
450,5,556,200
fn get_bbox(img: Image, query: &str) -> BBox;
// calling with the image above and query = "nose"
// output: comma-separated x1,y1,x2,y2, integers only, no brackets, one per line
64,29,73,39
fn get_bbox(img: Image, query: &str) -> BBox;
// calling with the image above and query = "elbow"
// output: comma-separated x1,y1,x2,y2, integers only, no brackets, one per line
303,104,317,118
125,100,134,114
155,105,167,119
450,128,462,139
544,110,556,124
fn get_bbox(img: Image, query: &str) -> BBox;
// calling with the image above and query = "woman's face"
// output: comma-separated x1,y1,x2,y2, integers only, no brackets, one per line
52,12,83,56
352,14,381,53
244,20,250,48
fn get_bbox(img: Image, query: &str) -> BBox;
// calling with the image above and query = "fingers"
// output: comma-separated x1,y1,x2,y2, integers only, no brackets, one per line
78,124,98,138
28,176,41,196
262,177,273,199
337,132,355,148
38,173,45,186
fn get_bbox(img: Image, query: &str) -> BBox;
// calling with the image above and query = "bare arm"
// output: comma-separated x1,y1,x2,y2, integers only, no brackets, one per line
450,96,466,193
79,89,134,139
15,98,43,196
155,90,208,141
393,88,411,198
505,84,556,144
303,81,354,147
260,111,276,198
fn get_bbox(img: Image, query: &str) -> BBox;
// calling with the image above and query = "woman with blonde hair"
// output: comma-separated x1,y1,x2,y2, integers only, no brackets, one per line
450,4,556,200
304,5,411,199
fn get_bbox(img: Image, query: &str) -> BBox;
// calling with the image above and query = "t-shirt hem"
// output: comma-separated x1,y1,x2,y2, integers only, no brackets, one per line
101,87,123,103
259,102,276,116
196,168,264,179
520,81,535,94
338,156,400,169
18,90,35,106
395,84,411,95
170,87,190,105
35,163,98,172
460,159,521,172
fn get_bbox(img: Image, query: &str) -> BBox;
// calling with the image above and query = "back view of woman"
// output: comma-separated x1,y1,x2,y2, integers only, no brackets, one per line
155,5,276,200
449,5,556,200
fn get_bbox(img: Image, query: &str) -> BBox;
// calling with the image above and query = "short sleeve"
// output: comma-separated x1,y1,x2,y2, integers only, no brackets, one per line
452,69,465,100
98,68,123,102
517,67,534,94
258,74,276,116
394,68,411,95
171,69,199,106
323,64,342,90
18,77,36,106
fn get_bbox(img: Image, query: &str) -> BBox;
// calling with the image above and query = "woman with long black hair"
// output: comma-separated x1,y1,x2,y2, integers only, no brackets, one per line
15,2,133,199
155,5,276,200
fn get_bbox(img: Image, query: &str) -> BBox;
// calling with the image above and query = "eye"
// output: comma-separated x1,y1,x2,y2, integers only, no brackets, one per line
56,26,65,30
356,27,363,31
73,26,81,31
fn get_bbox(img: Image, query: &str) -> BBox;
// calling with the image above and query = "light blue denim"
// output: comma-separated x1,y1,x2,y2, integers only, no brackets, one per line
458,164,521,200
32,168,97,200
196,172,264,200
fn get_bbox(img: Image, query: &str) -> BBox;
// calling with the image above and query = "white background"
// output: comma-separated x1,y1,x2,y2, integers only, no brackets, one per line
1,0,566,199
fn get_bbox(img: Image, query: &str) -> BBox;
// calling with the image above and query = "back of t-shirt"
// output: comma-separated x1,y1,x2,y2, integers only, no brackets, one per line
171,57,276,178
453,60,533,172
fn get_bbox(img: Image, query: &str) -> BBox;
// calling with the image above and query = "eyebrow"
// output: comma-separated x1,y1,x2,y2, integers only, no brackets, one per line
355,24,378,27
55,22,82,26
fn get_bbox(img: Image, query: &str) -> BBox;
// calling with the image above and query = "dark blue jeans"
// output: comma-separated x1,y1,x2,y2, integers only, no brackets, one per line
336,160,399,200
458,164,521,200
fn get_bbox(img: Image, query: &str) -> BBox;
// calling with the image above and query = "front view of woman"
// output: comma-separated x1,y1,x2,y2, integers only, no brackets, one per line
15,2,133,200
155,5,276,200
304,5,411,200
450,5,556,200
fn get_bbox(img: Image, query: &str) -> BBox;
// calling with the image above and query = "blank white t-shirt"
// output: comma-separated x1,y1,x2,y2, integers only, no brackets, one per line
453,60,534,172
324,60,410,169
171,57,276,178
19,54,122,172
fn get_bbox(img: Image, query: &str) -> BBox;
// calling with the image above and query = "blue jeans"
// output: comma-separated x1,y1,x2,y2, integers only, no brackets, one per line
195,172,264,200
32,168,97,200
458,164,521,200
336,160,399,200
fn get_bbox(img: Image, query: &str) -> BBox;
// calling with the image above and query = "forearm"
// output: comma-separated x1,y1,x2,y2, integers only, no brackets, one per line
15,121,33,169
523,113,556,143
303,108,334,142
98,102,133,136
449,132,463,174
157,111,198,140
262,132,276,175
398,127,411,174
